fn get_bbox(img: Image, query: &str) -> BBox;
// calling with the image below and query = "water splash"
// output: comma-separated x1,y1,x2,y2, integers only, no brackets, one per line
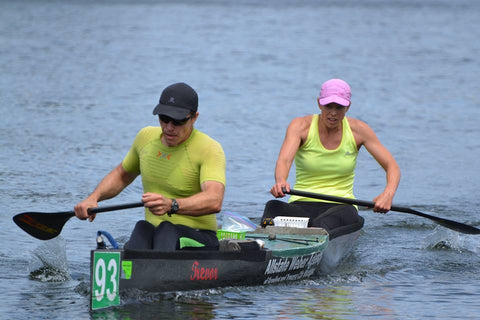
423,226,463,251
28,237,71,282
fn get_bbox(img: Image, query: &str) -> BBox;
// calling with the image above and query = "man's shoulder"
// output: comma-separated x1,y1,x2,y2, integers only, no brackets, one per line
134,126,161,140
137,126,162,135
131,126,161,149
191,129,222,147
190,130,225,157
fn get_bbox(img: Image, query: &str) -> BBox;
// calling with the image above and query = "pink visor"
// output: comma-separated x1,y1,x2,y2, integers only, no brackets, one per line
318,79,351,107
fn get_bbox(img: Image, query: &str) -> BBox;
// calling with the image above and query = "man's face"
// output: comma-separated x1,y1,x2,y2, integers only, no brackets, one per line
159,112,198,147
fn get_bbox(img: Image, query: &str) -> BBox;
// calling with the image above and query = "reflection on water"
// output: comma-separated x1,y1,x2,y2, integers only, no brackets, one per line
91,293,217,320
277,286,359,319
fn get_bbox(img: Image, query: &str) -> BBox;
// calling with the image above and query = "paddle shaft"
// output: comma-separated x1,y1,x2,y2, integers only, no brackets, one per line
286,189,405,212
87,202,144,215
286,188,480,235
56,202,145,217
53,202,145,218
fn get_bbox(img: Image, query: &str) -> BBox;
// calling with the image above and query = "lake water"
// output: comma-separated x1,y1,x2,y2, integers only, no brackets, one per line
1,0,480,319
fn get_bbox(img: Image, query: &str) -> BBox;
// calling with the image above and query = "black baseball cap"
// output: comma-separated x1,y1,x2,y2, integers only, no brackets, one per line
152,82,198,120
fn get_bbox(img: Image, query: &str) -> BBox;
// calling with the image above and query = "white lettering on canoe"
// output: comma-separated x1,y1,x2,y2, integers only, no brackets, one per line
265,257,290,275
288,255,309,271
306,252,323,269
263,267,316,284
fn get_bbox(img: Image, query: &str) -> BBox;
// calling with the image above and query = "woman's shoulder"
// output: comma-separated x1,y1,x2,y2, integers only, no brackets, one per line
287,115,314,142
346,116,371,131
346,117,376,144
290,114,314,130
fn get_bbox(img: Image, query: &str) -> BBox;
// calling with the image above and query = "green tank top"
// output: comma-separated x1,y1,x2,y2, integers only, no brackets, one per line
289,115,358,203
122,126,226,230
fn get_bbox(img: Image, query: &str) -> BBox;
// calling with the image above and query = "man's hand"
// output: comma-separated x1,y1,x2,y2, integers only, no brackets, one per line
142,193,172,216
74,197,98,222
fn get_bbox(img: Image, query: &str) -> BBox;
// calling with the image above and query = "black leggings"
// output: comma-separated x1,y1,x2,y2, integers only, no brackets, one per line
124,220,219,252
261,200,361,239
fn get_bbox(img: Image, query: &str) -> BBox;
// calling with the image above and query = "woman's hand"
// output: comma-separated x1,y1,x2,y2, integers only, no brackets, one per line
270,182,291,198
373,191,394,214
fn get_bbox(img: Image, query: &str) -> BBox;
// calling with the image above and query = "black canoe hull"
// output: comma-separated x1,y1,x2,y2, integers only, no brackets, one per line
90,245,325,310
90,227,329,309
120,249,273,291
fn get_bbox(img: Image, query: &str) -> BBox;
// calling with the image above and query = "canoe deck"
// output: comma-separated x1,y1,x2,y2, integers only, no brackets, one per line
247,226,329,256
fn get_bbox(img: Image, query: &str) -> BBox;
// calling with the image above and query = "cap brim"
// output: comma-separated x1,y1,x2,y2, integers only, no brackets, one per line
152,103,191,119
319,96,350,107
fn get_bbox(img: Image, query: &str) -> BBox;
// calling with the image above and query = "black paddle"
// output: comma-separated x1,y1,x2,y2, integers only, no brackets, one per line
285,188,480,235
13,202,144,240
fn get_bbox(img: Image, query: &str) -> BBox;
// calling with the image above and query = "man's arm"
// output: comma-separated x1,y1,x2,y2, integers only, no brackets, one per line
74,163,138,221
142,180,225,216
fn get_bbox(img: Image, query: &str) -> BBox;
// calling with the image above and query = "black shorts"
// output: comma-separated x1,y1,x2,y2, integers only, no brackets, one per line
261,200,363,240
124,220,219,252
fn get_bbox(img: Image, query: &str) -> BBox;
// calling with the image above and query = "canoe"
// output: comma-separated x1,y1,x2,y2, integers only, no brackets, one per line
90,226,329,310
89,210,364,311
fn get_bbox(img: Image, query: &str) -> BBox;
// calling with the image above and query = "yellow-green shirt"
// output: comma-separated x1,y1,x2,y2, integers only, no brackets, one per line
122,126,226,230
289,115,358,203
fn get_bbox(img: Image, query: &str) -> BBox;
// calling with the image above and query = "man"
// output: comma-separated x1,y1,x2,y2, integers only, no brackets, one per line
262,79,400,234
74,82,226,251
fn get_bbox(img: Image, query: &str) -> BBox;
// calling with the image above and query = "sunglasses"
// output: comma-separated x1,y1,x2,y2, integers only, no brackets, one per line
159,115,192,126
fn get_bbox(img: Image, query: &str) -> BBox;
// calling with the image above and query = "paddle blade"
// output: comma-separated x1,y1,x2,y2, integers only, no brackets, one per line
12,211,75,240
407,209,480,235
436,220,480,235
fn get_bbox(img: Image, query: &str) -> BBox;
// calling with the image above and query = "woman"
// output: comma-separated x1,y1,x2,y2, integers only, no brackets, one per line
262,79,400,237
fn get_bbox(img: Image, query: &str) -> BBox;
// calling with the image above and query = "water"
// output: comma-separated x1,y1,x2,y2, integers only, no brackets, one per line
1,0,480,319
